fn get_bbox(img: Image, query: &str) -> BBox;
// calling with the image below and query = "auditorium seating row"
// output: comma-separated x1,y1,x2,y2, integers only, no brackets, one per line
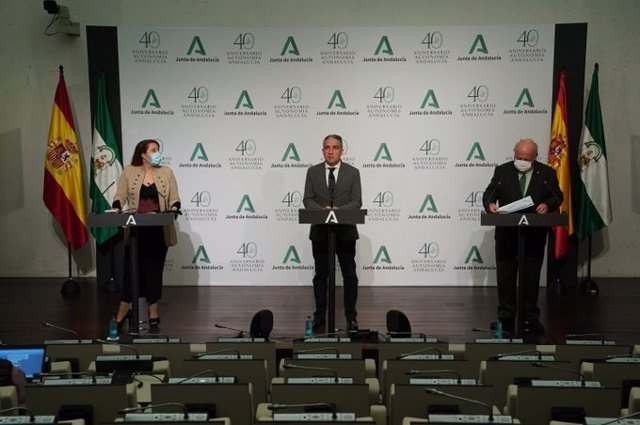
1,339,638,425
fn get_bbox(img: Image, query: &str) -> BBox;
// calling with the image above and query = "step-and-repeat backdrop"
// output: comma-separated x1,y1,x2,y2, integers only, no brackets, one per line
118,25,554,286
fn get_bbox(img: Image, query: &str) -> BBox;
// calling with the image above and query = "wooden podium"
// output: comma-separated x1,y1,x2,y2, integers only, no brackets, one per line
88,212,175,334
299,209,367,333
481,212,567,336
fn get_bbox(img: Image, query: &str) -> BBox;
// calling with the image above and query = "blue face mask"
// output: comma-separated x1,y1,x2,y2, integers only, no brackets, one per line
149,152,163,167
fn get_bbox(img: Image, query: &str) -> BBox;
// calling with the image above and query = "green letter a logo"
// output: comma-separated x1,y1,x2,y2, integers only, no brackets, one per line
419,195,438,213
192,245,211,264
373,246,392,264
464,245,483,264
281,36,300,56
515,88,534,107
466,142,486,161
374,36,394,56
189,143,209,162
235,90,254,110
469,34,488,54
374,143,392,162
328,90,346,109
237,194,256,213
281,143,300,162
187,36,206,56
283,246,301,264
142,89,161,108
420,90,440,109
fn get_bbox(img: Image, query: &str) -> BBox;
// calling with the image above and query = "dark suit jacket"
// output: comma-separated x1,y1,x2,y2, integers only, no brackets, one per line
482,161,563,246
303,161,362,241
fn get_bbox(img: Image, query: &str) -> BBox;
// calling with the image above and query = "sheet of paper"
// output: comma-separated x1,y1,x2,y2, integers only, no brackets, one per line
498,196,534,213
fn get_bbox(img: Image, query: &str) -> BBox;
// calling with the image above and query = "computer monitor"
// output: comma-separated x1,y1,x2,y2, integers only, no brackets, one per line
0,346,46,380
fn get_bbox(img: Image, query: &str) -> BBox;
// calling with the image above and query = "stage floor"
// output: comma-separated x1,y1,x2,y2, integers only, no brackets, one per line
1,277,638,345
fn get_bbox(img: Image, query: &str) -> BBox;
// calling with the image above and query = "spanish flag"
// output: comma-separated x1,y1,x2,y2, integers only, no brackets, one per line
43,67,88,251
547,70,574,258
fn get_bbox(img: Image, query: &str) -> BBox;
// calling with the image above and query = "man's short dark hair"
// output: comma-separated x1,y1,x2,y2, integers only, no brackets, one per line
323,134,343,148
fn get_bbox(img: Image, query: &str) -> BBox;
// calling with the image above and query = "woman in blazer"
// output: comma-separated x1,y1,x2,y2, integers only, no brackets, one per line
112,139,180,328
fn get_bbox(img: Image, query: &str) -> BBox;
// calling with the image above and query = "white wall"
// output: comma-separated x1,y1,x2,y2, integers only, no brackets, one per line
0,0,638,278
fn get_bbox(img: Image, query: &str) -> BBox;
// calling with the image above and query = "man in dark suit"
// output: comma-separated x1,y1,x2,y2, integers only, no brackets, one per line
483,138,563,334
303,134,362,332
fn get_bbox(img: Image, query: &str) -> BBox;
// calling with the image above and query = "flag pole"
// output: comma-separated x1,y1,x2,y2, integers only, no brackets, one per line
580,235,599,295
61,242,81,297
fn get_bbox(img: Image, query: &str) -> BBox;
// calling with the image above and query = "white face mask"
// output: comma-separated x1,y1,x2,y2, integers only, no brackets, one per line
514,159,532,173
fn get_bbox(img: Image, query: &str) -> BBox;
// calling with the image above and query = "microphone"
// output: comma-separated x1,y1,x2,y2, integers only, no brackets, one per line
35,371,97,383
41,322,81,339
94,338,140,358
293,347,340,358
397,346,442,360
531,361,586,386
214,323,248,338
425,388,494,421
405,369,461,384
0,407,36,422
492,349,542,360
472,327,512,338
268,402,337,420
597,411,640,425
118,402,189,420
173,369,219,384
483,180,502,212
282,362,339,383
303,332,342,340
193,349,241,359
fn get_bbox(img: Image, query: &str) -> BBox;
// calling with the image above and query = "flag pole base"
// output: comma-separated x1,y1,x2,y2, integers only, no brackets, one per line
103,278,119,293
61,278,81,298
580,278,600,296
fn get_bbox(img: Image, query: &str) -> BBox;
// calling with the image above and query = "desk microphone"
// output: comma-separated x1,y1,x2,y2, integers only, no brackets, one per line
425,388,494,422
214,323,248,338
397,346,442,360
597,410,640,425
282,362,339,383
294,347,340,357
303,332,342,341
119,402,189,420
94,338,140,359
531,361,586,386
268,402,337,420
0,407,36,422
193,349,241,359
405,369,461,384
41,322,81,339
471,327,512,338
492,349,542,360
173,369,219,384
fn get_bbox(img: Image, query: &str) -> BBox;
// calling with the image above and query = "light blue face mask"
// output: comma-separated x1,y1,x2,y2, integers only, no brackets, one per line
149,152,163,167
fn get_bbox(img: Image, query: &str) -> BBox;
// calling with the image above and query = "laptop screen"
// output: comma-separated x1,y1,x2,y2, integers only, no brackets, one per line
0,346,46,379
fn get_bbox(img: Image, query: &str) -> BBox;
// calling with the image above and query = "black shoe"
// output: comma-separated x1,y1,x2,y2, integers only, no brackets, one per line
312,319,326,334
346,319,359,331
523,319,545,334
149,317,161,327
117,310,131,330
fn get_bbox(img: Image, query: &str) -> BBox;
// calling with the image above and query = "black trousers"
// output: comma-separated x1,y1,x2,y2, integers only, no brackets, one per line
312,239,358,322
121,226,168,305
495,231,546,321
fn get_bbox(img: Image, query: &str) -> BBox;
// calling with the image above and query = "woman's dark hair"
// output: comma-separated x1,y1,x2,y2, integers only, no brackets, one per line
130,139,160,166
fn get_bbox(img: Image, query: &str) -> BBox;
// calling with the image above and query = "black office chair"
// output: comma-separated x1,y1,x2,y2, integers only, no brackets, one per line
250,309,274,339
386,310,412,337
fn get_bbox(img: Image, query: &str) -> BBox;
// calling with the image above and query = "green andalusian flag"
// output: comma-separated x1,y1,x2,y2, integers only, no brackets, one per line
576,64,612,239
90,73,122,244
